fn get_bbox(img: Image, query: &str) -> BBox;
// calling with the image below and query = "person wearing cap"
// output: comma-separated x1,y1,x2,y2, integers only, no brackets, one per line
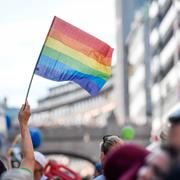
1,102,35,180
104,144,149,180
34,151,47,180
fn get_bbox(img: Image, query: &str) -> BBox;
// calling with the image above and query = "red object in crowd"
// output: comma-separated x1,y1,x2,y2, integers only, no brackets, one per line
44,161,82,180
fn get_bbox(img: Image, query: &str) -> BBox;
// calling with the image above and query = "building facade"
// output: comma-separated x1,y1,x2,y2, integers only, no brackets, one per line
149,0,180,132
0,99,6,135
125,0,180,132
115,0,146,124
126,10,151,125
30,79,115,127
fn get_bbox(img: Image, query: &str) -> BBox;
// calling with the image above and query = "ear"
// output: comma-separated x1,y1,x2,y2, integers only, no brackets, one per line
100,152,105,165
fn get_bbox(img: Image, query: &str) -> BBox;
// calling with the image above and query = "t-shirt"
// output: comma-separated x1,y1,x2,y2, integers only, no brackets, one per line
20,168,33,175
1,168,33,180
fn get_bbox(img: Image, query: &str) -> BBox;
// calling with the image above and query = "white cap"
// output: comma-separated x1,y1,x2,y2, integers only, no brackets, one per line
34,151,47,168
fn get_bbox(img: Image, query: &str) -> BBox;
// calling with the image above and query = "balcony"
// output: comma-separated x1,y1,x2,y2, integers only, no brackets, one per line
159,4,176,39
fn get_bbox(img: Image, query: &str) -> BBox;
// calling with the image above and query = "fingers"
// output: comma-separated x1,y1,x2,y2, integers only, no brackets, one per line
24,102,30,110
24,101,29,107
21,102,30,111
19,102,31,124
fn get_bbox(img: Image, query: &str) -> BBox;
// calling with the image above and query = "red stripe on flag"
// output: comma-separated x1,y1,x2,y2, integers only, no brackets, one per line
51,17,113,59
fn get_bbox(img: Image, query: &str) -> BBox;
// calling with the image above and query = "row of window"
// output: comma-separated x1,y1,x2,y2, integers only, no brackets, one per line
30,94,112,127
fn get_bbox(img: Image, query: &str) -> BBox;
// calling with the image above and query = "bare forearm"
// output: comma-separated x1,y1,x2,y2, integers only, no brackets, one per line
20,123,35,172
18,102,34,173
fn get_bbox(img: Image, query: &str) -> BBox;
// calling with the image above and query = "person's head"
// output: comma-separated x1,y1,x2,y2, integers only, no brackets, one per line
137,145,178,180
168,110,180,151
1,169,33,180
104,144,149,180
100,135,124,166
34,151,47,180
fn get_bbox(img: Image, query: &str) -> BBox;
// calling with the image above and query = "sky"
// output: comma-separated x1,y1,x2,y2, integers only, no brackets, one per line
0,0,116,108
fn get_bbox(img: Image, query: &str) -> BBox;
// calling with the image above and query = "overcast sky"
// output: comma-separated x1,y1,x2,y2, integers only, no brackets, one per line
0,0,116,108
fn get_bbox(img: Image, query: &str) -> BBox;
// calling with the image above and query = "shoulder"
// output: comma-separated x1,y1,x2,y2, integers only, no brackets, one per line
1,168,33,180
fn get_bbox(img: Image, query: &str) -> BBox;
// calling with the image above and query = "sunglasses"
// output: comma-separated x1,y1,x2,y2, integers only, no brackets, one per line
103,135,120,142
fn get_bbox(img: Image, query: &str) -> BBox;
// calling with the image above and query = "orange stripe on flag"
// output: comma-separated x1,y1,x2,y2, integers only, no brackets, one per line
49,28,112,66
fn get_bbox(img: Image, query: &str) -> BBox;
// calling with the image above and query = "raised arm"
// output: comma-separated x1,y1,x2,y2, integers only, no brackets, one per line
18,102,35,174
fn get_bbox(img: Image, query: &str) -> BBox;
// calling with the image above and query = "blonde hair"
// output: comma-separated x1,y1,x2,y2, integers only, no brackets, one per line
100,135,124,155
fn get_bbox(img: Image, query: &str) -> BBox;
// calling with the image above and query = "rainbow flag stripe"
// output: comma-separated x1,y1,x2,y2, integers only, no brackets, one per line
35,16,113,96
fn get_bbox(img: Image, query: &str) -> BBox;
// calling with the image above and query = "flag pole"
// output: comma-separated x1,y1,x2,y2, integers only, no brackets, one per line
24,67,36,103
24,16,56,104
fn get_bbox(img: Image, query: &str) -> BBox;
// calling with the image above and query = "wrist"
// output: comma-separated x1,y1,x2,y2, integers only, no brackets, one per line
20,122,28,128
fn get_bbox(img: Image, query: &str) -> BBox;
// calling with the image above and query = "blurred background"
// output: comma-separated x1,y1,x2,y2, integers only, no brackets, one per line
0,0,180,179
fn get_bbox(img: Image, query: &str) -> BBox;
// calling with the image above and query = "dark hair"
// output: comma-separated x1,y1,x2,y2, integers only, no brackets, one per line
161,144,179,161
165,163,180,180
0,159,7,176
100,135,123,155
168,110,180,124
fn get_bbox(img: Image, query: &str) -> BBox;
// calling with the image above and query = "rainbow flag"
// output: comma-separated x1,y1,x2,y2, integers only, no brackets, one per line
35,16,113,96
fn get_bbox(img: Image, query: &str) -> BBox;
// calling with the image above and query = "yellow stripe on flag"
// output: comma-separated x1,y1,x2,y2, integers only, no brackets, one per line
45,37,112,75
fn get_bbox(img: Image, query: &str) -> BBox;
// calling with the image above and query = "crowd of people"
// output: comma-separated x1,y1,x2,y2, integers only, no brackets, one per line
0,102,180,180
94,110,180,180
